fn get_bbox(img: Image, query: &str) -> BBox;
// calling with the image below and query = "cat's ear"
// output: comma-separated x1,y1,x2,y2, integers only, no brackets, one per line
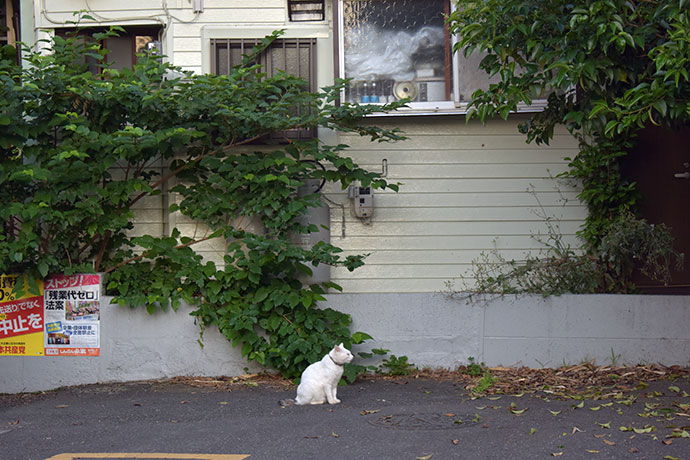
337,342,344,349
334,343,342,351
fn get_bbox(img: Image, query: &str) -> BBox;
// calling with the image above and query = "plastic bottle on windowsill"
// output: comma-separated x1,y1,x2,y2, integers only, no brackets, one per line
361,81,370,103
370,81,379,103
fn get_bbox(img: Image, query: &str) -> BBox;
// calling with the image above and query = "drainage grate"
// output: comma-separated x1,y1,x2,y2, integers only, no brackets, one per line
368,413,479,431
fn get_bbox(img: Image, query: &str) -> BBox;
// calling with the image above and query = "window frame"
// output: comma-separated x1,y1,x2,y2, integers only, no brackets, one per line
210,37,317,93
334,0,548,116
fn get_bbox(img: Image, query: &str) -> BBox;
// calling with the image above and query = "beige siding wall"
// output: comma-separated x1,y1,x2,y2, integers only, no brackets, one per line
326,115,584,293
36,1,586,293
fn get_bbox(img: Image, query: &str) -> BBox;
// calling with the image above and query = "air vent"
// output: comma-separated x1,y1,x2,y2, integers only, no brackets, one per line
288,0,325,22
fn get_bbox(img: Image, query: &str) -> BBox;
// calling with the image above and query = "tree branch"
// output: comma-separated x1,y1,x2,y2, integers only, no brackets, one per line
128,133,267,209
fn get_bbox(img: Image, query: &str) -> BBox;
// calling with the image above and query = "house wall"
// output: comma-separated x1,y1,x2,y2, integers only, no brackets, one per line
32,1,586,292
325,115,584,293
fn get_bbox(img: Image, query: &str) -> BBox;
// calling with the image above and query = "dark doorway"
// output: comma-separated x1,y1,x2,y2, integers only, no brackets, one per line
621,124,690,293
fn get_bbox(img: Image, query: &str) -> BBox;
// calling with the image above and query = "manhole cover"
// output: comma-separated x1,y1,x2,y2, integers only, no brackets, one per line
368,413,478,431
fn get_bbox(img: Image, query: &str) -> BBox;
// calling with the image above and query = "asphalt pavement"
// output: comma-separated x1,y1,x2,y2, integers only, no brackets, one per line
1,375,689,460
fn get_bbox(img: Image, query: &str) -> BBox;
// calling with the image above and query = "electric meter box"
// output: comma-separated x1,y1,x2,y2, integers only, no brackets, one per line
349,185,373,219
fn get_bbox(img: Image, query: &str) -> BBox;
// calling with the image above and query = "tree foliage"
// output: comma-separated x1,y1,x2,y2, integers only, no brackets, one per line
0,26,404,378
448,0,689,245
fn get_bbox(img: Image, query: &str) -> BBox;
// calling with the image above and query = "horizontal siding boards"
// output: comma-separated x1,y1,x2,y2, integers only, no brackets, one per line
325,116,584,293
44,0,169,13
334,234,581,252
335,264,475,280
333,206,588,223
337,178,576,194
331,278,453,294
328,191,582,208
41,1,285,17
356,163,571,179
203,0,285,8
343,134,577,151
329,220,583,239
338,247,581,264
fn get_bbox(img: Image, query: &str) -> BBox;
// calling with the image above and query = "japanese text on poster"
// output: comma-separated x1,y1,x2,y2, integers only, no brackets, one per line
0,274,45,356
44,274,101,357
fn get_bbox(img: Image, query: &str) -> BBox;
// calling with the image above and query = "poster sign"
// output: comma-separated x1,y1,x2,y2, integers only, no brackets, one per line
44,274,101,357
0,274,45,356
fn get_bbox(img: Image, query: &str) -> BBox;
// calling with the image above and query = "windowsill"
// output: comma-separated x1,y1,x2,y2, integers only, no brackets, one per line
360,99,549,117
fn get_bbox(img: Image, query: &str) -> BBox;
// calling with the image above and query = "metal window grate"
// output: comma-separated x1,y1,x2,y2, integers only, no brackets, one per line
211,38,317,141
288,0,325,22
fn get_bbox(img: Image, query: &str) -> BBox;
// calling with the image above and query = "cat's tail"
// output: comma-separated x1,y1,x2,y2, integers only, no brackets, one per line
279,398,296,407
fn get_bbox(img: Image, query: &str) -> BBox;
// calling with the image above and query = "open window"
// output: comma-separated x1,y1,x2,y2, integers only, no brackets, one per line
0,0,20,64
55,26,162,72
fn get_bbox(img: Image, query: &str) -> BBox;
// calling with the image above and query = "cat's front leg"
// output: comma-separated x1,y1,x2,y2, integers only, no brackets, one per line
326,386,341,404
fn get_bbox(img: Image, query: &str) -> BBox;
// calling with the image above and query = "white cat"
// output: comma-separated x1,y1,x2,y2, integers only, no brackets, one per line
280,343,354,406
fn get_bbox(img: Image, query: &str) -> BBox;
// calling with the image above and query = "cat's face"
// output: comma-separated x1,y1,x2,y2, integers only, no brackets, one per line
333,343,354,364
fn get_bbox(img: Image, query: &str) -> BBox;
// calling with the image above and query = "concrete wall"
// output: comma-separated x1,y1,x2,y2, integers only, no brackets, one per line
2,294,689,394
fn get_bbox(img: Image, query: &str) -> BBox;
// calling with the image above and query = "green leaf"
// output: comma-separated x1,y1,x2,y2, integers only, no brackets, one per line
351,331,374,344
37,261,49,278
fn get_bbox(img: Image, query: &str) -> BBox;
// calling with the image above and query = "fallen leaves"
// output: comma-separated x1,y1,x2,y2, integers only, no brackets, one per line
448,363,689,397
168,373,292,390
595,422,611,429
131,364,690,401
667,429,690,438
360,409,380,416
509,402,529,416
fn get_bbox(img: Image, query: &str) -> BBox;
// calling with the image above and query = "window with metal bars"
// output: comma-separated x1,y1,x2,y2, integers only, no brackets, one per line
210,38,317,142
